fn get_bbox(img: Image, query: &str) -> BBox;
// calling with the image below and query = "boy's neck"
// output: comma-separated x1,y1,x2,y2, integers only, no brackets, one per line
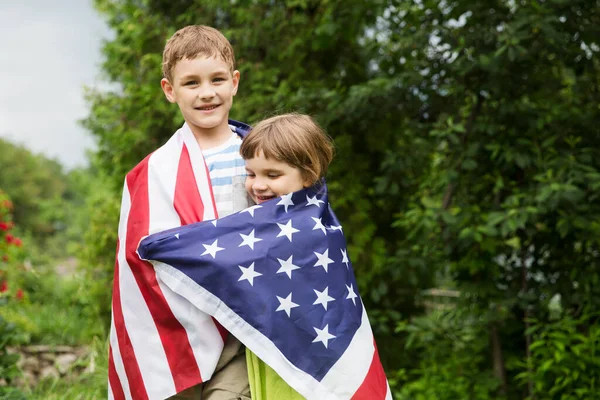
188,120,233,150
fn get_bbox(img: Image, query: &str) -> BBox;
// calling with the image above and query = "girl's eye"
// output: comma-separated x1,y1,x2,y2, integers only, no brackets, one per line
268,174,280,178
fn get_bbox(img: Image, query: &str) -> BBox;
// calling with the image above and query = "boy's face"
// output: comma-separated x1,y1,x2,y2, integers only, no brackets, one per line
244,151,312,204
161,55,239,135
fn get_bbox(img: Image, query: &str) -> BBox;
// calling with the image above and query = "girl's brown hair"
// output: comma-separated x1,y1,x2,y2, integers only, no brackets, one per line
240,113,334,185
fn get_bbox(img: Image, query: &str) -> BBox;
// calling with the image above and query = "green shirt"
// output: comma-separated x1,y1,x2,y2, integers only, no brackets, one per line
246,348,305,400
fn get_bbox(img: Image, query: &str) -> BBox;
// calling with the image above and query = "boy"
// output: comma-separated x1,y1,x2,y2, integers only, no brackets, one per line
108,26,252,400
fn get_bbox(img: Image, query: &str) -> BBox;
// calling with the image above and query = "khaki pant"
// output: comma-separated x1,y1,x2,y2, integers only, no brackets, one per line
169,335,251,400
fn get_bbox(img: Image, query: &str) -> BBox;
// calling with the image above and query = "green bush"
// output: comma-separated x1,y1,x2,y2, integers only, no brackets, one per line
517,312,600,399
394,309,502,400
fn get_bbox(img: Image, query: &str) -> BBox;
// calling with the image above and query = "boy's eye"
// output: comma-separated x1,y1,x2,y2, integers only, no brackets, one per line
267,173,280,178
213,77,225,83
185,80,198,86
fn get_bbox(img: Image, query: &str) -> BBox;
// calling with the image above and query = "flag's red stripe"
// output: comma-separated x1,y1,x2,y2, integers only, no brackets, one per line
108,345,126,400
174,145,228,343
112,242,149,400
212,316,228,343
125,159,202,393
352,339,389,400
200,149,227,342
174,144,205,225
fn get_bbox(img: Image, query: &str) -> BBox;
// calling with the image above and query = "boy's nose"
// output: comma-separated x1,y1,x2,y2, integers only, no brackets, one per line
198,84,216,99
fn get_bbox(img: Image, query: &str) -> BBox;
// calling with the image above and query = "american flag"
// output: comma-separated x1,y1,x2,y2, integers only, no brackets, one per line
108,121,250,400
138,183,392,399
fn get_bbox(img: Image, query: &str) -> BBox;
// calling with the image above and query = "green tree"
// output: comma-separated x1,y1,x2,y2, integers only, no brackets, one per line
383,0,600,397
0,139,68,240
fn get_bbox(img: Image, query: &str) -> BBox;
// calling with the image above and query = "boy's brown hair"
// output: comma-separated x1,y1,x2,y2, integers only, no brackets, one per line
162,25,235,82
240,113,334,185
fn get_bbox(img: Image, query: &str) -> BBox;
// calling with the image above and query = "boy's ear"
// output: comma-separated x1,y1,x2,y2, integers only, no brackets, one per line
232,70,240,96
161,78,176,103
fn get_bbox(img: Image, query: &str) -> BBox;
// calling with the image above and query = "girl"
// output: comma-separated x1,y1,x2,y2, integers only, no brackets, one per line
240,113,334,400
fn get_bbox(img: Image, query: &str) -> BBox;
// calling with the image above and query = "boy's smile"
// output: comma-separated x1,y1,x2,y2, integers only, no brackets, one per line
161,55,240,143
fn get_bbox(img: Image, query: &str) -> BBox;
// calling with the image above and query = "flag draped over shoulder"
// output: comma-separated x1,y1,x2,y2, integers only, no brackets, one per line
108,121,250,400
138,183,392,400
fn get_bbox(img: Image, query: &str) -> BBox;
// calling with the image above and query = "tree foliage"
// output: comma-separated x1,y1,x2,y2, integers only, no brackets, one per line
84,0,600,397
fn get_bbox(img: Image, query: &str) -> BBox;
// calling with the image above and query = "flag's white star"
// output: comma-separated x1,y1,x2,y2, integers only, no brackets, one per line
211,220,218,227
341,249,350,268
242,204,262,217
313,287,335,310
306,195,325,208
239,229,263,250
346,283,358,305
201,240,224,258
276,293,299,317
312,217,327,235
277,219,299,242
312,324,336,348
238,262,262,286
174,233,180,239
277,255,301,279
314,249,334,272
276,193,294,212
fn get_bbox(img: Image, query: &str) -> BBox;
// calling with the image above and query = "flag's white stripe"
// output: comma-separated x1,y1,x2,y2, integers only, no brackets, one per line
112,181,133,400
181,124,217,220
385,381,393,400
321,308,374,397
110,309,132,400
156,278,225,381
147,134,182,235
107,382,114,400
118,183,176,400
153,262,344,400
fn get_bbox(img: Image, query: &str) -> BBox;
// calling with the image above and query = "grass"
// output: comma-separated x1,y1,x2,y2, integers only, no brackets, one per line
2,261,108,399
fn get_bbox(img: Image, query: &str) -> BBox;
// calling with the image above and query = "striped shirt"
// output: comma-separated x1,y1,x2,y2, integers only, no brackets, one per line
202,129,252,217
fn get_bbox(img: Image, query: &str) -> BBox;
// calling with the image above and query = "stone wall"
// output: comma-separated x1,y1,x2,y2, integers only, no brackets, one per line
5,345,92,388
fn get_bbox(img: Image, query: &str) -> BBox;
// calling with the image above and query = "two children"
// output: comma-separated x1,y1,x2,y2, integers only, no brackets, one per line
136,111,390,399
111,24,389,400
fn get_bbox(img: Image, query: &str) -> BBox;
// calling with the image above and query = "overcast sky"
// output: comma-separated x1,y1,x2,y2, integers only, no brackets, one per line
0,1,111,169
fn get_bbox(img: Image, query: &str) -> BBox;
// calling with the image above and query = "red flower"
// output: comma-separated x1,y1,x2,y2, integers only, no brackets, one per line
0,281,7,293
5,234,13,244
0,222,8,231
13,238,22,247
15,288,24,300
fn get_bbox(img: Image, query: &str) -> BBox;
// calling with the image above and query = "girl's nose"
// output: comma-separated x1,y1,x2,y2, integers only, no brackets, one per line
252,178,268,191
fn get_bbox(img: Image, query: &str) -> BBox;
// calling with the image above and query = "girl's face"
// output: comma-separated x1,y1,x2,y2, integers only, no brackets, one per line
244,151,312,204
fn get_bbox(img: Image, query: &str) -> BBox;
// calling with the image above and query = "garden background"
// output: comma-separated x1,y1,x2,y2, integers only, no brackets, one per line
1,0,599,398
